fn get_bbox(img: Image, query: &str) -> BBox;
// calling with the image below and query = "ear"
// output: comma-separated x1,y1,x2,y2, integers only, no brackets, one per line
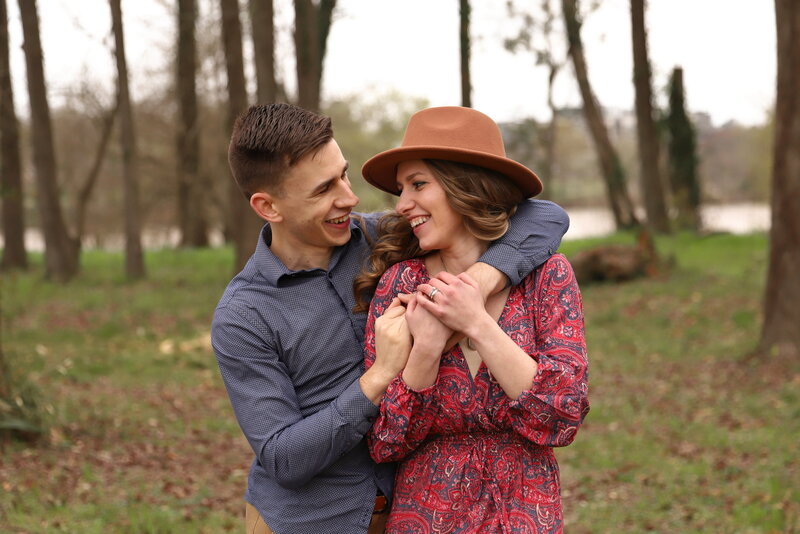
250,192,283,223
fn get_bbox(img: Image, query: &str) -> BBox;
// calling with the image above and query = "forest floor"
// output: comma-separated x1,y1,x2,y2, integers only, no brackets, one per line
1,232,797,533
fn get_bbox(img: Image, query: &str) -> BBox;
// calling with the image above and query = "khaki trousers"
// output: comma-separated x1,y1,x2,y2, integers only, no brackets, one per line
245,501,388,534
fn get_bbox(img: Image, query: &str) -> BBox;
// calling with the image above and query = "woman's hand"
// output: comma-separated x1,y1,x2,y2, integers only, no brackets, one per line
395,295,448,390
404,294,451,356
415,271,492,337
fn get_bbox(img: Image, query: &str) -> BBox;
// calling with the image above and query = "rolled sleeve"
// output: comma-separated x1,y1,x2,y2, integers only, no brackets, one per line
479,199,570,285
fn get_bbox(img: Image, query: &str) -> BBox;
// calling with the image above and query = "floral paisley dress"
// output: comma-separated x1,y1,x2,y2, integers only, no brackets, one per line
364,254,589,534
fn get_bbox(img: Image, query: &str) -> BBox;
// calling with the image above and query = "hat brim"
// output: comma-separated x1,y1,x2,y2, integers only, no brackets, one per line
362,146,543,198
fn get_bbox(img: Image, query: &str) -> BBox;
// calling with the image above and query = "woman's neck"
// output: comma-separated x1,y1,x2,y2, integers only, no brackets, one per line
437,239,488,275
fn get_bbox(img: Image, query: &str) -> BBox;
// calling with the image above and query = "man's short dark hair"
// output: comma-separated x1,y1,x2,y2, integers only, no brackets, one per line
228,103,333,198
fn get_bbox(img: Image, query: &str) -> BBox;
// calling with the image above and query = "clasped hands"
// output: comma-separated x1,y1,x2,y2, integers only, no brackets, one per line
373,271,487,377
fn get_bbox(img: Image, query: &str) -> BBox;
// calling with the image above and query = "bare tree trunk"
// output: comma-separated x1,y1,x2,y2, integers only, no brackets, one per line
110,0,145,279
562,0,638,229
0,0,26,270
293,0,335,111
631,0,670,233
18,0,78,281
760,0,800,357
542,62,560,186
250,0,278,103
220,0,261,272
75,96,119,241
177,0,208,247
459,0,472,108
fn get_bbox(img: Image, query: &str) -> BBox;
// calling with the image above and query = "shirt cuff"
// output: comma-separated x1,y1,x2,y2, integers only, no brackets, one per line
335,378,380,434
479,242,539,286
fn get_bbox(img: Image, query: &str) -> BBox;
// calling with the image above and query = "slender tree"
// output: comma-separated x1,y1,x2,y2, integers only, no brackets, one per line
177,0,208,247
109,0,145,279
220,0,261,271
18,0,79,281
459,0,472,108
504,0,564,188
665,67,701,231
293,0,335,111
760,0,800,357
250,0,278,103
74,95,119,242
630,0,670,232
0,0,26,269
561,0,638,229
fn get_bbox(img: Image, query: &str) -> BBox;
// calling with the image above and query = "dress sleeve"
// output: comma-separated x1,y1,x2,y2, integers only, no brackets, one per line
364,262,440,463
493,254,589,447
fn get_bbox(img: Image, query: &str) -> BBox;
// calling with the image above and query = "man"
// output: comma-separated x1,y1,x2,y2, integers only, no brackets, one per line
211,103,569,533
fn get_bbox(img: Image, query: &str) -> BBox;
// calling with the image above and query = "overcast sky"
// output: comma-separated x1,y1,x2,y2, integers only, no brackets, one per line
5,0,776,127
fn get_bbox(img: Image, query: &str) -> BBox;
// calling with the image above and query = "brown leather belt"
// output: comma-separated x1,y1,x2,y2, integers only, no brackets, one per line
373,494,389,514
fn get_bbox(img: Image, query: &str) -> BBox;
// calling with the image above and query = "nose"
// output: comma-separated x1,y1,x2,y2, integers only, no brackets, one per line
334,179,359,209
396,189,414,215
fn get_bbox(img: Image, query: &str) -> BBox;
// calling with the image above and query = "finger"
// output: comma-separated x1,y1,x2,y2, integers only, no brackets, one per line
417,280,445,300
381,303,406,319
414,292,441,316
434,270,460,285
405,296,418,319
396,293,413,305
416,283,432,299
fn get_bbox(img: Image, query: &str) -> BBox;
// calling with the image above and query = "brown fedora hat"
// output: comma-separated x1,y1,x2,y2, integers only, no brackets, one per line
362,106,542,197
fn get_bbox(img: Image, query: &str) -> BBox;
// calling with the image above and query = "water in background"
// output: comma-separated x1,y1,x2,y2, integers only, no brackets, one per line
564,202,770,240
5,203,771,251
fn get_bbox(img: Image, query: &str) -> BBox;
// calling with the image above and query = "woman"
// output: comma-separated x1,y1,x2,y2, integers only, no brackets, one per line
355,107,589,533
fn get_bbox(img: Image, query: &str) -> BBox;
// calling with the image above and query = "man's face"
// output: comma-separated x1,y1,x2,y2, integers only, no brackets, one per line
270,139,359,259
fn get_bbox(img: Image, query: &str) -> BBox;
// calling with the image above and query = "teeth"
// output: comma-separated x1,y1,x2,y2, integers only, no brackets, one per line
410,216,429,228
327,215,350,224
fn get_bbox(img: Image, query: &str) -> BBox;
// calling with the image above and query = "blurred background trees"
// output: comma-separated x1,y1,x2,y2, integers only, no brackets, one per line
664,67,700,231
630,0,669,233
0,0,782,284
17,0,79,281
561,0,638,229
110,0,146,279
0,0,26,270
759,0,799,357
459,0,472,108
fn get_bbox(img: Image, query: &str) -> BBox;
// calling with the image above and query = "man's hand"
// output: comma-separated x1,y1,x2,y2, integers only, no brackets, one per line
373,298,412,377
360,298,412,405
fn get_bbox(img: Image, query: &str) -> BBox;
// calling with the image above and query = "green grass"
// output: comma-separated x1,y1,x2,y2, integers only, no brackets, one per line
1,233,798,533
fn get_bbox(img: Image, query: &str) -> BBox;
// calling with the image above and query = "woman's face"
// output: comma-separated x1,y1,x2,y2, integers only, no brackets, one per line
394,160,466,251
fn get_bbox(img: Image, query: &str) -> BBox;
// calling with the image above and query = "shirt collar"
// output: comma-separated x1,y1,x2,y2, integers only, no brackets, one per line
254,220,365,286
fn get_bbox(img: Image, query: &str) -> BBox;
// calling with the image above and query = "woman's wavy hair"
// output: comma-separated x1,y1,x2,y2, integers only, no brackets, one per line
353,159,525,312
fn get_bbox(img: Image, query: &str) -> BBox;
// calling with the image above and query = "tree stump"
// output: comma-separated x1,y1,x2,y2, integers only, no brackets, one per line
571,229,661,284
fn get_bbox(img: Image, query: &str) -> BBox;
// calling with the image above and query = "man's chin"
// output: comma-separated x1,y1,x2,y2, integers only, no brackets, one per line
327,228,351,246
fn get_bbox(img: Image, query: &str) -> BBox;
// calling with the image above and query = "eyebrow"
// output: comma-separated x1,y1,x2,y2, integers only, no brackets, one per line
311,162,349,196
396,171,424,187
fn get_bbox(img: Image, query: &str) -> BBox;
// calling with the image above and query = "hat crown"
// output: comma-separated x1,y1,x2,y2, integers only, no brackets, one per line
401,107,507,158
361,106,542,197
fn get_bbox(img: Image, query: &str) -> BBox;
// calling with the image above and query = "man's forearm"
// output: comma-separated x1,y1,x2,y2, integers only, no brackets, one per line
466,261,507,301
359,364,397,405
245,379,376,488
